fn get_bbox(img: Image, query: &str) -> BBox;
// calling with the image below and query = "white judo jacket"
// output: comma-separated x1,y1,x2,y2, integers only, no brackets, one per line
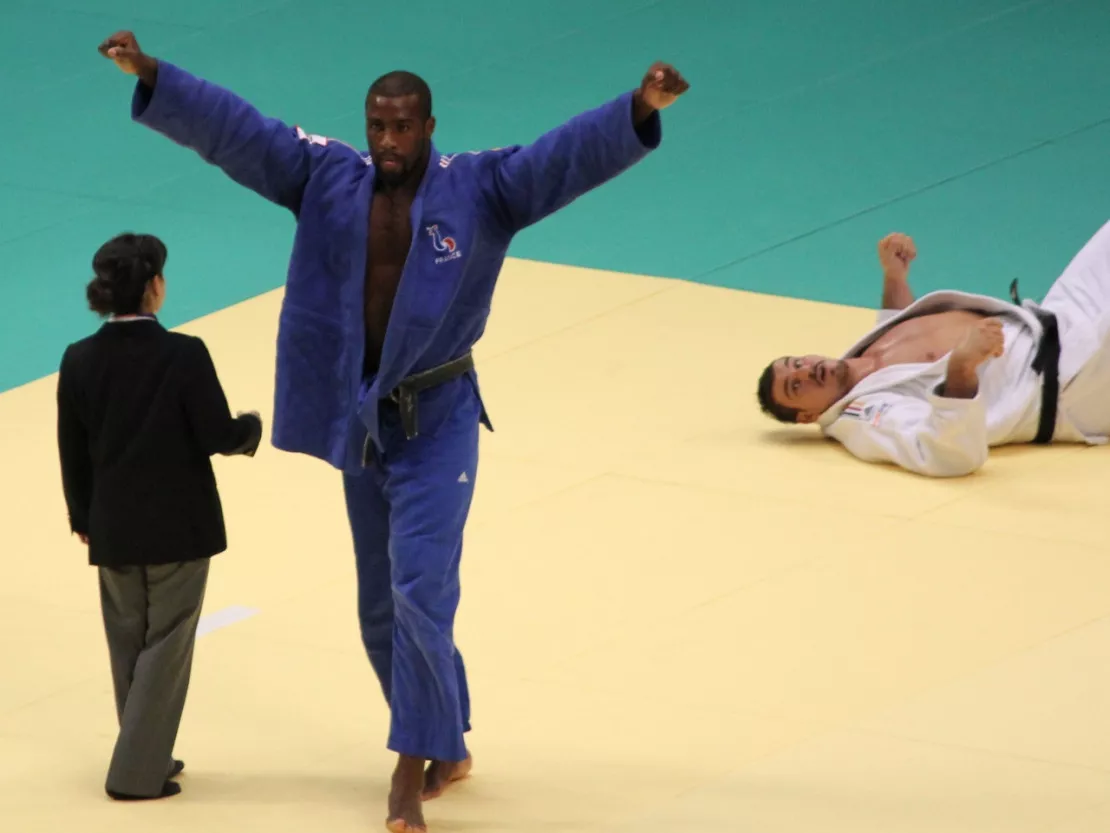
817,290,1054,478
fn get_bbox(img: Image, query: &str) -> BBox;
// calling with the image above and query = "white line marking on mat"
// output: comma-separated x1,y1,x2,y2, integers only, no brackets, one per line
197,605,259,637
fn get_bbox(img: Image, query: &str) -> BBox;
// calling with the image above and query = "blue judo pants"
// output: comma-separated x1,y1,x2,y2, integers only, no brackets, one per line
343,376,479,763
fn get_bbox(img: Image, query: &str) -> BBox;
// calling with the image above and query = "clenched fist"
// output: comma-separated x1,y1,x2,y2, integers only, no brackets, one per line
98,31,158,84
952,318,1005,369
878,232,916,281
638,62,689,110
632,62,688,125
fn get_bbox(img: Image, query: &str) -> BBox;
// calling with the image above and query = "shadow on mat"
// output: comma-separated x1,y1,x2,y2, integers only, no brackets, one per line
758,428,837,447
174,771,383,803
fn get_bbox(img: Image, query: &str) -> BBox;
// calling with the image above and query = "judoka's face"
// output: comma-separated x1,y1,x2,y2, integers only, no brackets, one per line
366,94,435,184
771,355,852,422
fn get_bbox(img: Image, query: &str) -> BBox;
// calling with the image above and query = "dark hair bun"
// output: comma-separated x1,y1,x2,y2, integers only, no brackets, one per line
86,233,168,317
86,275,115,313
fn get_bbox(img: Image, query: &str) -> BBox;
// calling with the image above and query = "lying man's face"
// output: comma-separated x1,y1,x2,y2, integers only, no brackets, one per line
757,355,855,424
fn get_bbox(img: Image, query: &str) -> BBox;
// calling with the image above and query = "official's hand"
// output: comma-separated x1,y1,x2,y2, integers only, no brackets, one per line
76,533,88,545
98,31,154,79
235,410,264,458
951,319,1005,370
878,232,916,280
638,62,689,111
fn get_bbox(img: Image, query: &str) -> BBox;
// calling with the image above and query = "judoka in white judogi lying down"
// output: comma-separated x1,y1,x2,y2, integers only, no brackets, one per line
756,224,1110,477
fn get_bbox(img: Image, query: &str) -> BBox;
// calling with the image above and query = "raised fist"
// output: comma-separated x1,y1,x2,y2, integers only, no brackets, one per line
878,232,916,280
638,62,689,110
98,31,153,78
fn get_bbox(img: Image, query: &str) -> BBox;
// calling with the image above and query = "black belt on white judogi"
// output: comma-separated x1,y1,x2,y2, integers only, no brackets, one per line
1009,279,1060,445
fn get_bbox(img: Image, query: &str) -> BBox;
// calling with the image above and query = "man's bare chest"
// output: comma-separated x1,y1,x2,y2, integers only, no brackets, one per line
863,309,989,367
368,194,413,268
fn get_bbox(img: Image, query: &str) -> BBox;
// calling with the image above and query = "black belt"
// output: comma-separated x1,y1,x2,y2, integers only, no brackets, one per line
387,351,475,440
1009,279,1060,445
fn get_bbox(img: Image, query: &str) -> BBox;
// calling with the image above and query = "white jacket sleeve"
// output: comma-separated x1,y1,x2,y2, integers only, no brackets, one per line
823,387,990,477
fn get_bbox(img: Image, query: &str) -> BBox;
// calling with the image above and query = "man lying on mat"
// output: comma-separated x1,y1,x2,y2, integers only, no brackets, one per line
755,227,1110,477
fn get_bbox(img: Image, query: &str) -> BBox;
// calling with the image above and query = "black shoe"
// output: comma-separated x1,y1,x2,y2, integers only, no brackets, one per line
169,759,185,778
107,780,182,801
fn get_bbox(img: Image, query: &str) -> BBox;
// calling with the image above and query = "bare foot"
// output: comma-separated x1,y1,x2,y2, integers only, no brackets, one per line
422,754,473,800
386,755,427,833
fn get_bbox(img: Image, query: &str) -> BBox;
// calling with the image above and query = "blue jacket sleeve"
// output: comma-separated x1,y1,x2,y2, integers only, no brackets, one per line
482,91,662,233
131,61,332,213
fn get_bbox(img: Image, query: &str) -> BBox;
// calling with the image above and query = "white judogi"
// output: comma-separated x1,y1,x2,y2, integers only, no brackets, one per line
819,220,1110,477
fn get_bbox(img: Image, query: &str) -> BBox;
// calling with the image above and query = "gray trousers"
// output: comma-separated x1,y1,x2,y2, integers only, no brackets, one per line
98,558,210,797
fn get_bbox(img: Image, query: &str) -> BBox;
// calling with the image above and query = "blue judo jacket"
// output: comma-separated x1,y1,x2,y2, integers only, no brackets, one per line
131,62,663,474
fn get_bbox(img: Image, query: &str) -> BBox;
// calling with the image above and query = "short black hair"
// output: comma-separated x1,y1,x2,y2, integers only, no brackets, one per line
86,233,167,318
366,71,432,120
756,360,801,424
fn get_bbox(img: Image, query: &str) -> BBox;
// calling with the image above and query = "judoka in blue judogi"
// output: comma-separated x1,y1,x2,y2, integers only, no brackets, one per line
99,28,688,831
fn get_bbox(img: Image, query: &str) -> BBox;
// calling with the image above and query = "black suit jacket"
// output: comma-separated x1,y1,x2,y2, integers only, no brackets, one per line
56,318,262,567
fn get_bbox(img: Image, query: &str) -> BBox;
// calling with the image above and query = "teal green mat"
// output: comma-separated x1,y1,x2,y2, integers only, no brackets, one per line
2,0,1110,392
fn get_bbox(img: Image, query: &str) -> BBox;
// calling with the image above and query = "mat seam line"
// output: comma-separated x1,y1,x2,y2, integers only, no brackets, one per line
691,112,1110,284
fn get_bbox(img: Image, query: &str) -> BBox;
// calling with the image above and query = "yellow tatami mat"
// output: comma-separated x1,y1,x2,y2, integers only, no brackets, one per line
3,259,1110,833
